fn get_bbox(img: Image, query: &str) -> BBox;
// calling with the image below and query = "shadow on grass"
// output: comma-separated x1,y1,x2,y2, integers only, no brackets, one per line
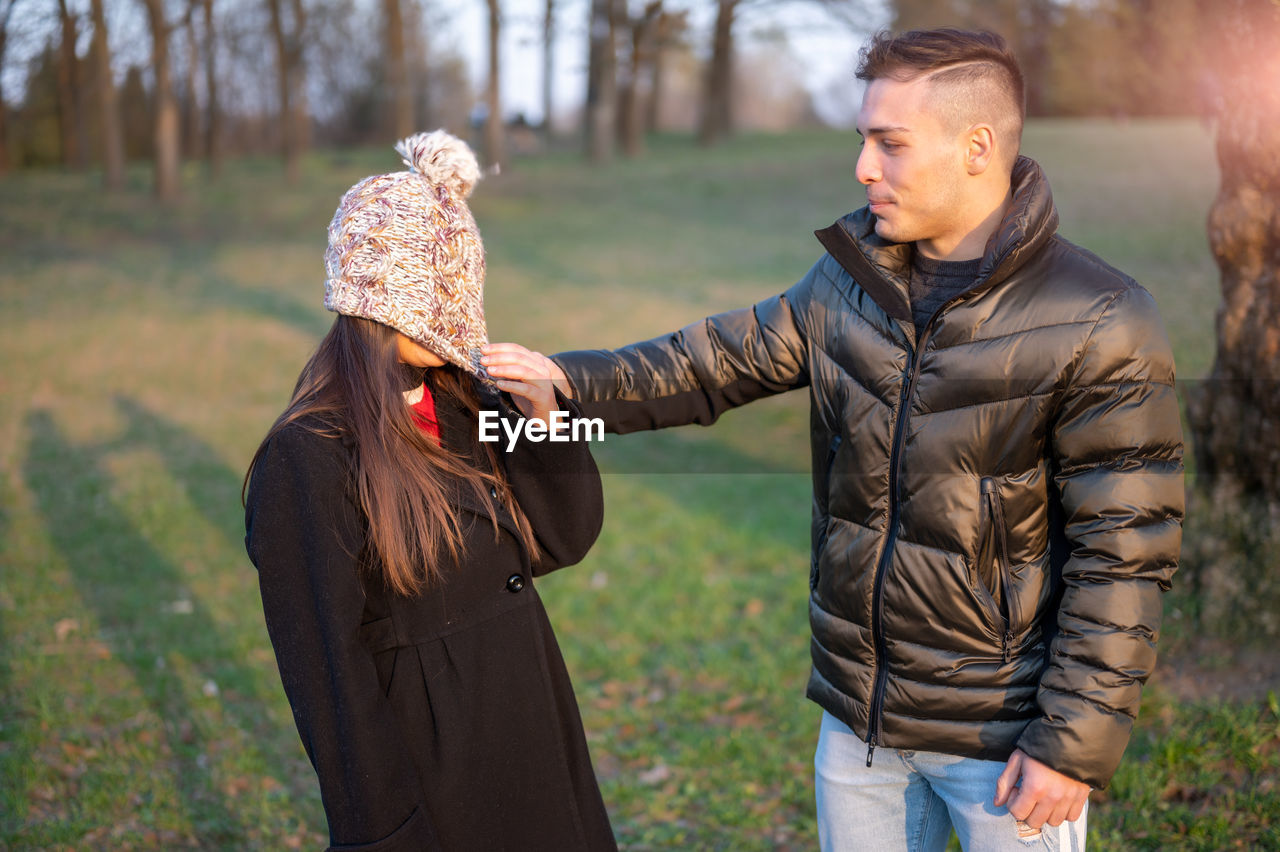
174,243,333,343
20,401,298,844
0,605,28,839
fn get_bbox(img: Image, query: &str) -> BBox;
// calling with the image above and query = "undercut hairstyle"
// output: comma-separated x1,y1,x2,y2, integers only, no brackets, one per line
856,28,1025,171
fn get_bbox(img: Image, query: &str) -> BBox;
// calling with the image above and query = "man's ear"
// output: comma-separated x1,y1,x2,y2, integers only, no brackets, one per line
965,124,997,175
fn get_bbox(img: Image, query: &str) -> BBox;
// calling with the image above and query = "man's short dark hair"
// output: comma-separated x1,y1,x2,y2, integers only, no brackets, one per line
857,28,1026,166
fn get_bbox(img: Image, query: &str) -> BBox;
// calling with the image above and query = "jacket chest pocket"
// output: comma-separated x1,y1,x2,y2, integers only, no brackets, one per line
975,476,1014,661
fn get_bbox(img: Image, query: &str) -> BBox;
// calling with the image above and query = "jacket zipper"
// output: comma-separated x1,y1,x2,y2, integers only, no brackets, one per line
866,334,926,766
864,290,977,767
813,435,842,591
981,477,1015,662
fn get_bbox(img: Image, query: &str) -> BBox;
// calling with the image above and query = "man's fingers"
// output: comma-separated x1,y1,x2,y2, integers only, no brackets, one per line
481,342,530,356
1044,798,1072,827
495,377,555,409
1022,798,1054,830
1006,787,1034,823
993,751,1021,808
485,358,551,381
483,355,543,374
488,363,550,382
481,344,574,398
1066,795,1087,823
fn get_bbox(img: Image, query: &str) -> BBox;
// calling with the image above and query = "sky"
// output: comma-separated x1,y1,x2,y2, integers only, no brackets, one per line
1,0,891,128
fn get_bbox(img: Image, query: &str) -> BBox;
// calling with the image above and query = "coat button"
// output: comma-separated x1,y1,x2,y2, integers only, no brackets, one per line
506,574,525,593
490,487,498,499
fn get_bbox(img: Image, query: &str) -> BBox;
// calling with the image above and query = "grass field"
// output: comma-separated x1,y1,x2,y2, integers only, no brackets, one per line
1,120,1276,850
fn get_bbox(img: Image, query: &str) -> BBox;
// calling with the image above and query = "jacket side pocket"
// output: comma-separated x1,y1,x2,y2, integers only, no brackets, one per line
979,476,1014,661
812,434,842,591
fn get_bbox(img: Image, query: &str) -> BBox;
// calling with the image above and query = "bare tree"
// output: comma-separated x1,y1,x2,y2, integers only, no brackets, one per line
618,0,660,157
1188,0,1280,499
484,0,505,169
267,0,308,182
385,0,411,138
202,0,221,175
56,0,87,167
645,6,686,133
0,0,19,175
697,0,737,146
142,0,181,199
541,0,553,138
89,0,125,188
584,0,617,162
180,1,201,158
1019,0,1052,116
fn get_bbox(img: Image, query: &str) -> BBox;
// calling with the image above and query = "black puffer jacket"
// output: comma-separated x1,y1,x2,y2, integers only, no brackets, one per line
554,157,1184,788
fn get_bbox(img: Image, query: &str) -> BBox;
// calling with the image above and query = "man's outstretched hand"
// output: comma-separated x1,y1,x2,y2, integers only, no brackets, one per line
993,748,1090,830
480,343,573,422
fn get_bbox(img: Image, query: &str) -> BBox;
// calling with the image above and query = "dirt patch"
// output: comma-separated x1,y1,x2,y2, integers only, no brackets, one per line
1150,638,1280,702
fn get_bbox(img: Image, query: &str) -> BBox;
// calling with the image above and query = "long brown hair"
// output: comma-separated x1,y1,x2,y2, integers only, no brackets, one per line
245,315,539,595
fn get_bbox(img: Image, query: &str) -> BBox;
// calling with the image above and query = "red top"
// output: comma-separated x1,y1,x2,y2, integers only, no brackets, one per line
409,382,441,445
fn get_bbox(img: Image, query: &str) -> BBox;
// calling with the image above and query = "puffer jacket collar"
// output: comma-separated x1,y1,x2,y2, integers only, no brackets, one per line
813,156,1060,324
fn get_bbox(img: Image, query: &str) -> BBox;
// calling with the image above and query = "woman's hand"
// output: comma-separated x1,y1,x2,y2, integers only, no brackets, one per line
480,343,570,426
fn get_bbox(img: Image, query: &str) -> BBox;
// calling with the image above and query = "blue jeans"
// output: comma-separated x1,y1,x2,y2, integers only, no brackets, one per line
814,711,1087,852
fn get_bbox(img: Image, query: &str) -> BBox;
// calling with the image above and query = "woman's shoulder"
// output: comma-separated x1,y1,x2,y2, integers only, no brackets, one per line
254,414,353,482
271,412,347,448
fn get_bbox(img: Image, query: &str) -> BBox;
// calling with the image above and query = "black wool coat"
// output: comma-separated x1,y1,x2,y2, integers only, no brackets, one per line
245,387,616,851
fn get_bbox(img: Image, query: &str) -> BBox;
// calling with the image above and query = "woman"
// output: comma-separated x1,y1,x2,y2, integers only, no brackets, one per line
244,131,616,851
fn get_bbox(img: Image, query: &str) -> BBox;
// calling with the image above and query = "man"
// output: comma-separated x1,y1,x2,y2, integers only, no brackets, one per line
483,28,1184,851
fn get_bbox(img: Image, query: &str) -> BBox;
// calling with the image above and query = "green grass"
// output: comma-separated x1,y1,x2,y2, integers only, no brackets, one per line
1,121,1274,850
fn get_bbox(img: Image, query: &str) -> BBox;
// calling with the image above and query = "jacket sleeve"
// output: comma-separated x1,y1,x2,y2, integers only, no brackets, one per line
551,269,817,433
495,391,605,576
1017,284,1185,789
245,426,441,851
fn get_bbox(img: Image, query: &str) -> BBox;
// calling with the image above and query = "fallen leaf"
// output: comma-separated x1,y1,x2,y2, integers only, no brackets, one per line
638,763,671,785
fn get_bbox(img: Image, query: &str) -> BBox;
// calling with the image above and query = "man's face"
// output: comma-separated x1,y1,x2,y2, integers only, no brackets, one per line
855,75,971,251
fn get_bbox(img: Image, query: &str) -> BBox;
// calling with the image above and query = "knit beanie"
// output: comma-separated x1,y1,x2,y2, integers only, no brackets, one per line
324,130,489,378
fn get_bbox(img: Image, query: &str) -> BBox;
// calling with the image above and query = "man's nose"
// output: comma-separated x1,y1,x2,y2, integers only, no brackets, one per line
855,147,878,185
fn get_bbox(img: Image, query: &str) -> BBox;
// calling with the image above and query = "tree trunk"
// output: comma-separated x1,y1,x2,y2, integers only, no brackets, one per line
1188,0,1280,498
484,0,505,170
541,0,554,138
584,0,617,162
56,0,86,168
1020,0,1052,117
181,5,202,159
0,3,9,175
289,0,309,160
698,0,735,147
203,0,222,176
90,0,126,189
267,0,305,182
0,84,6,175
144,0,181,200
619,1,660,158
385,0,411,139
645,9,681,133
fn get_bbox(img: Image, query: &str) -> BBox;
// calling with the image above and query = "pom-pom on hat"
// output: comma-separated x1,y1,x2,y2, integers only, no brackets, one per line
324,130,489,377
